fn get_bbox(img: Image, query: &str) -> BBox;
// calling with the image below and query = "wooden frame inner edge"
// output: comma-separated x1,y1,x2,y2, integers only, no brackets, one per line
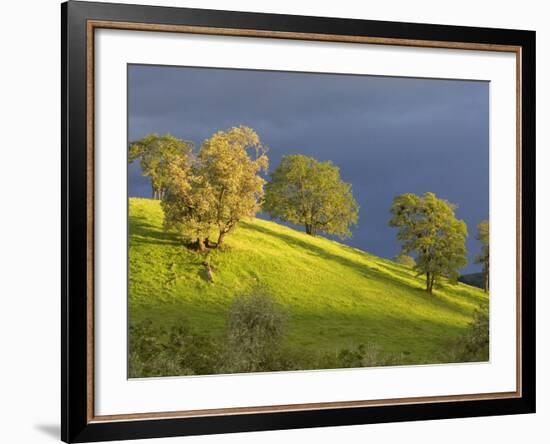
85,19,523,423
86,20,95,423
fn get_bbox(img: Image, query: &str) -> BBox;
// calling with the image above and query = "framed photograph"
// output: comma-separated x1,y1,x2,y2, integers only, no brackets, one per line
62,1,535,442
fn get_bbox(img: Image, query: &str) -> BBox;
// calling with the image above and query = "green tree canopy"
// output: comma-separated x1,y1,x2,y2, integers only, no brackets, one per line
129,133,193,199
474,220,489,293
162,126,268,251
263,154,359,239
389,192,468,293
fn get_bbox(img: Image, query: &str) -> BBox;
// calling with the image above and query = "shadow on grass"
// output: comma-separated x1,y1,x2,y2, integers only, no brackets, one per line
129,215,182,247
439,284,488,306
375,260,486,313
241,221,475,317
243,222,422,289
375,260,418,281
273,304,469,364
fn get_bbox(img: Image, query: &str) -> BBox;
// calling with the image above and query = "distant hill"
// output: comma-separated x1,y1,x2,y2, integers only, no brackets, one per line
458,272,485,290
129,198,488,365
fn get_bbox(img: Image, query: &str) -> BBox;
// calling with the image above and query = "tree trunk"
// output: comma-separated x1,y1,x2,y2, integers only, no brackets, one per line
197,238,206,252
484,269,489,293
305,223,316,236
426,272,430,293
217,231,226,247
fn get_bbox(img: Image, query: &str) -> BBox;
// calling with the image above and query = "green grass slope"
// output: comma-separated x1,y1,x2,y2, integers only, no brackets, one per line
129,197,488,365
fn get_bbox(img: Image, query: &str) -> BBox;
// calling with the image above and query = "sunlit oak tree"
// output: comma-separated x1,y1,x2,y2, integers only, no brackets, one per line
161,155,216,252
263,155,359,239
197,126,269,247
162,126,268,251
389,192,468,294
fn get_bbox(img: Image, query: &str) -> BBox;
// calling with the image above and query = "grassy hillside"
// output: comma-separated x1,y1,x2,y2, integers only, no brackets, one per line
129,197,488,366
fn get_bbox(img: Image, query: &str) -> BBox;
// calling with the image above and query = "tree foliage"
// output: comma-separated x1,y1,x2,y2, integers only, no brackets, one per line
474,220,489,293
129,133,193,199
161,126,268,251
394,254,416,268
389,192,468,293
161,155,215,251
197,126,268,247
263,154,359,238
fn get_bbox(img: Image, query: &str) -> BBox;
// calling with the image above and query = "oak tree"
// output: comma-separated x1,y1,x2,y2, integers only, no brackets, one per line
129,133,193,199
161,126,268,251
197,126,268,247
161,155,215,252
263,155,359,239
389,192,467,293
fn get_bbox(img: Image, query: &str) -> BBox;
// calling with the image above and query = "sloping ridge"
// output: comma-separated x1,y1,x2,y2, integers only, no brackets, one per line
128,197,488,363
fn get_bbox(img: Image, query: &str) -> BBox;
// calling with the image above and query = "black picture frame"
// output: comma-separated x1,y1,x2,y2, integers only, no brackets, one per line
62,1,536,442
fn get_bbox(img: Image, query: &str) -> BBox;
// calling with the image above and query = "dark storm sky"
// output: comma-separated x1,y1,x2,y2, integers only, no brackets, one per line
128,64,489,274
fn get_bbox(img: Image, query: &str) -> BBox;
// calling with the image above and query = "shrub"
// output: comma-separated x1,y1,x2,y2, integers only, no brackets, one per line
128,318,219,378
278,344,403,371
394,254,416,268
337,343,403,368
222,287,287,373
440,303,489,362
165,320,220,375
461,303,489,360
128,319,167,378
129,303,418,377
